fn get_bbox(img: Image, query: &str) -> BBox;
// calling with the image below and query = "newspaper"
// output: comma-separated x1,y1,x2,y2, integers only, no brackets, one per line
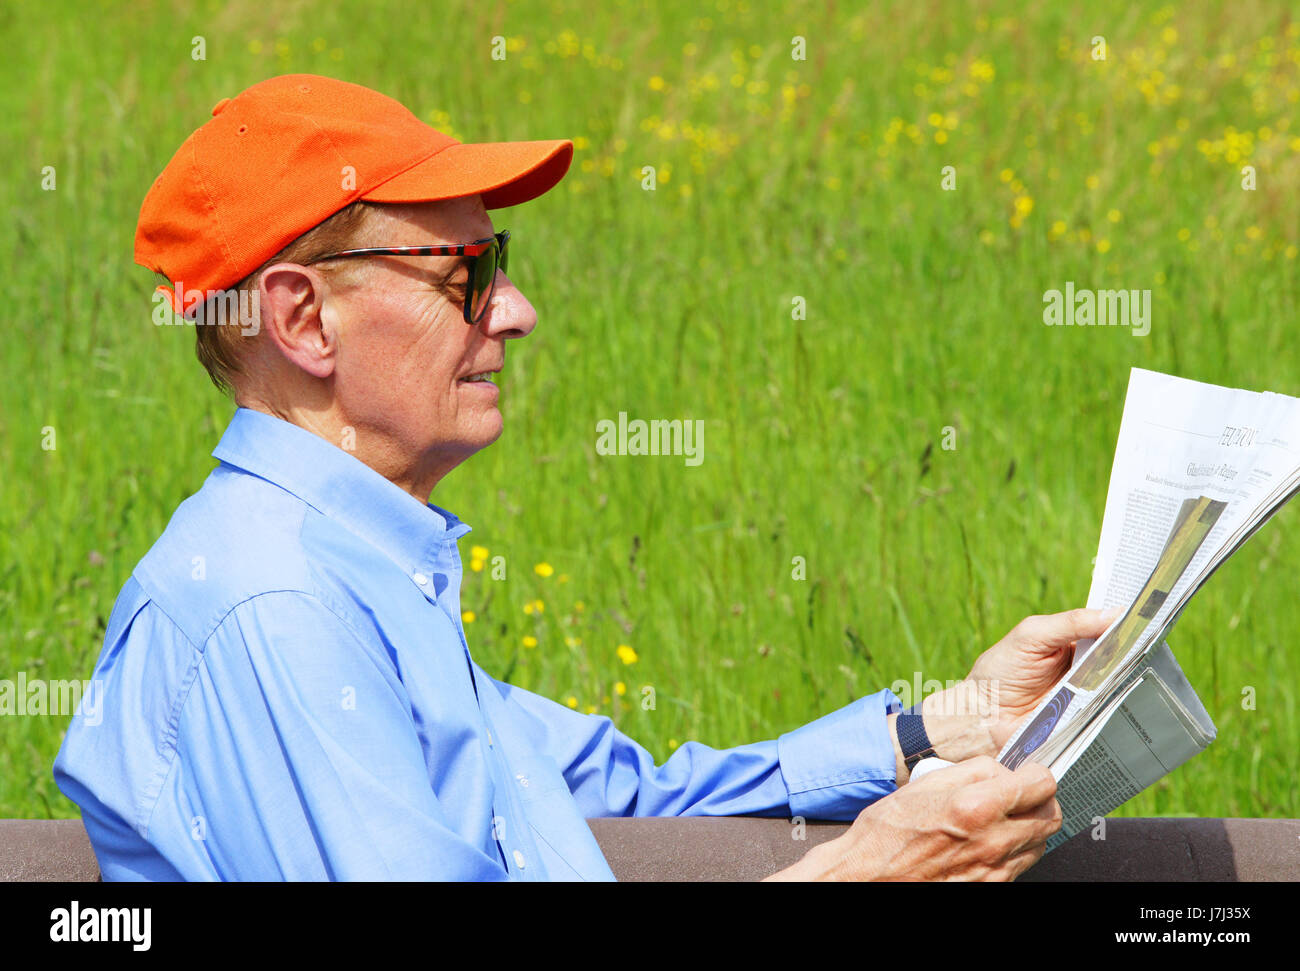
996,368,1300,851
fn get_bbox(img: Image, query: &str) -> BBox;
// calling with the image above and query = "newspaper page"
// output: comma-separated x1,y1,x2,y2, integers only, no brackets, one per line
1046,642,1215,849
997,368,1300,800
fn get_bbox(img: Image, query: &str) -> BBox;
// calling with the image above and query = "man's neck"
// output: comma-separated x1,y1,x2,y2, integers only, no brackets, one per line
235,399,446,505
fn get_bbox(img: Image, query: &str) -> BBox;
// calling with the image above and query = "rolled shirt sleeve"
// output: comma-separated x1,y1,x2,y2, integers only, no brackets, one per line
777,690,904,820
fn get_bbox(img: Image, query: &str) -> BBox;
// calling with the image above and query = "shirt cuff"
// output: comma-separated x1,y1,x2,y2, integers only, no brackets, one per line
777,688,903,821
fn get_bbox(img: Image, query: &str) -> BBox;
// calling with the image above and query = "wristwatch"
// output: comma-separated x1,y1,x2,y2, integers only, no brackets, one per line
896,707,938,773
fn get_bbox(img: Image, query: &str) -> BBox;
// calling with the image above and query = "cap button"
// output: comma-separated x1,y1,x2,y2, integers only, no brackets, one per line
211,97,232,116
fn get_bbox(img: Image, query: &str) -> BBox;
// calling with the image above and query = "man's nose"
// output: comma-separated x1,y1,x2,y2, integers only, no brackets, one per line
482,270,536,339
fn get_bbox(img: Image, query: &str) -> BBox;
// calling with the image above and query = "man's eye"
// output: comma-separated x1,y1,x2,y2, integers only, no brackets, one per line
428,272,466,293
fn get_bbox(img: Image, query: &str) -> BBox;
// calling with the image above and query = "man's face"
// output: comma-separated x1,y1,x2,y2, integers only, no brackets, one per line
324,196,536,493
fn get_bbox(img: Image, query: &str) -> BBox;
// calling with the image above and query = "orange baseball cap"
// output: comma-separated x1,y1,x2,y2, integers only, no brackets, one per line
135,74,573,316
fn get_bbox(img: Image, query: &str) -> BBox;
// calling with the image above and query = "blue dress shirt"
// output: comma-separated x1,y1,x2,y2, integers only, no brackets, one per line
53,407,902,880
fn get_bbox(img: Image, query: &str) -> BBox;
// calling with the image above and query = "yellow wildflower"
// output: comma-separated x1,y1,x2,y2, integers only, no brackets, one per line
522,635,538,648
461,611,476,624
534,562,554,577
616,644,639,665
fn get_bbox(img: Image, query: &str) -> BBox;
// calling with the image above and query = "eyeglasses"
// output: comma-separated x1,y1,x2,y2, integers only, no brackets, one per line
307,230,510,324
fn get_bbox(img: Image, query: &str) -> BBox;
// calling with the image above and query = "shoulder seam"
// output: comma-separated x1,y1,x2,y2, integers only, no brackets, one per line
137,588,397,840
122,593,202,837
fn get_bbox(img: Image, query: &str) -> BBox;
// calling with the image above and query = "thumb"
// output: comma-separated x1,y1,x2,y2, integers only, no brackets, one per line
1019,607,1120,648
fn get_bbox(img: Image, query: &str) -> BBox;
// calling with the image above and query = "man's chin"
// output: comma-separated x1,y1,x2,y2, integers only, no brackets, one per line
462,412,505,453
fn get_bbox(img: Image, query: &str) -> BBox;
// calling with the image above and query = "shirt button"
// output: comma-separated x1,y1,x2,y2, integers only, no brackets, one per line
515,773,528,788
513,850,526,869
413,572,429,585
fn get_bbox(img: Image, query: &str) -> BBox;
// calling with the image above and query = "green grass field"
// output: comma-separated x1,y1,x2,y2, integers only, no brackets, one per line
2,0,1297,821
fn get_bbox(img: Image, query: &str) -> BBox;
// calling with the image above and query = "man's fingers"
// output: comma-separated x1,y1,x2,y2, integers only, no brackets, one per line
998,841,1049,881
913,754,1005,788
969,760,1057,818
1017,607,1120,647
1006,762,1058,814
917,756,1057,812
997,792,1061,862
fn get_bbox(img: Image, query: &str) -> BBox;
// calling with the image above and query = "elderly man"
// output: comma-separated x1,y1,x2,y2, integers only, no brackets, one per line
54,74,1114,881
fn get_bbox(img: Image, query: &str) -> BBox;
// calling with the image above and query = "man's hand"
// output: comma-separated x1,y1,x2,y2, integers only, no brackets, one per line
966,606,1121,749
767,757,1061,881
883,607,1121,780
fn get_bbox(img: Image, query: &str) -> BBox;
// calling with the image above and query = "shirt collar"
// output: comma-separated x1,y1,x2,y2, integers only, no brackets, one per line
211,407,471,580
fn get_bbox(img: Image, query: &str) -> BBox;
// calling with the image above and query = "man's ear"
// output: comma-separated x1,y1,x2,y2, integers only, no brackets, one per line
258,263,340,379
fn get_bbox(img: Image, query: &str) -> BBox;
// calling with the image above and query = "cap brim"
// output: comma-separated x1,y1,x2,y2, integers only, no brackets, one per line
361,139,573,209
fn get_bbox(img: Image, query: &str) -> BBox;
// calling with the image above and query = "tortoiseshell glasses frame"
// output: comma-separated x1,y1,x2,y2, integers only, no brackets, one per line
307,230,510,324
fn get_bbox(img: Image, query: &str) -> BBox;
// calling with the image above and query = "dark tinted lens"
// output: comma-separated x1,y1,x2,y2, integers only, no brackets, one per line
470,241,498,321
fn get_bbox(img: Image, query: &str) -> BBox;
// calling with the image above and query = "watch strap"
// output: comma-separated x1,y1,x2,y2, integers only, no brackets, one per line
896,710,937,772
